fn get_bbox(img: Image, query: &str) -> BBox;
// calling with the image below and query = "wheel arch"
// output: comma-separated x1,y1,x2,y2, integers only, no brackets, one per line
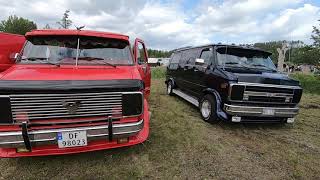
202,88,228,121
165,78,175,86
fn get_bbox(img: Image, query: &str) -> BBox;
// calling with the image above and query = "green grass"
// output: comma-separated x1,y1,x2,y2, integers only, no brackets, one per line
0,79,319,179
151,67,166,79
291,73,320,95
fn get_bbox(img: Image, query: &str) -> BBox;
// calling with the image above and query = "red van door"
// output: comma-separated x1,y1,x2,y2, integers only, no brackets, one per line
134,38,151,98
0,32,25,72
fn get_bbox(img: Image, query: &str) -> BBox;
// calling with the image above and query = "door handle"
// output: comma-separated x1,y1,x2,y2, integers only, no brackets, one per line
194,69,199,72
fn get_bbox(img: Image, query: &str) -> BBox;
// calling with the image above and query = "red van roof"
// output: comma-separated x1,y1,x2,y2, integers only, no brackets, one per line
25,29,129,41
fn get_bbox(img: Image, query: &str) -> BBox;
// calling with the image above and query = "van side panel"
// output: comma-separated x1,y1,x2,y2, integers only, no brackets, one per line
0,33,25,72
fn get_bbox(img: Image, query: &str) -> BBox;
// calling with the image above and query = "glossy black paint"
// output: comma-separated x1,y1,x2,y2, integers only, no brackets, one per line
166,44,302,122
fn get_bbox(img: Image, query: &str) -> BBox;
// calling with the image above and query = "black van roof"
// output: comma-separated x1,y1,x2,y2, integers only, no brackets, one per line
173,44,272,55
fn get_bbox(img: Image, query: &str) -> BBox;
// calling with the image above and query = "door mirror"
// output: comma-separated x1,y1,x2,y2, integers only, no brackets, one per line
195,58,205,65
9,53,20,61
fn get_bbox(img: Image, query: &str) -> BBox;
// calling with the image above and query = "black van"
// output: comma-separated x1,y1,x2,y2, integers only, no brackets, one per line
165,44,302,123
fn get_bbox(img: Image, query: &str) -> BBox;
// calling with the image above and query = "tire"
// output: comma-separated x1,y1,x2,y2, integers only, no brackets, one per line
167,81,174,96
199,94,219,123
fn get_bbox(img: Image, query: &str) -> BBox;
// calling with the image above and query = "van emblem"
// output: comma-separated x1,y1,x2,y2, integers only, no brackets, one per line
63,100,81,114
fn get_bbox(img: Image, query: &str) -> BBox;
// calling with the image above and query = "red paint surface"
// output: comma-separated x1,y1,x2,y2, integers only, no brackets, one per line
26,29,129,41
0,100,149,158
0,33,25,72
1,64,138,80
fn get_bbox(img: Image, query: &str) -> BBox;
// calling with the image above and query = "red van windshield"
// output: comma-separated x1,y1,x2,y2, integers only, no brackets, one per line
19,36,133,66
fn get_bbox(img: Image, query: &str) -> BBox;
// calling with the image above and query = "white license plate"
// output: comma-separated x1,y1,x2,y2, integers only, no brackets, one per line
57,131,87,148
263,108,275,116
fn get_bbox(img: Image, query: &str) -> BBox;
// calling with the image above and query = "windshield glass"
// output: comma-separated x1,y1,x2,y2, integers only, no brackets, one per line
20,36,133,66
216,47,276,71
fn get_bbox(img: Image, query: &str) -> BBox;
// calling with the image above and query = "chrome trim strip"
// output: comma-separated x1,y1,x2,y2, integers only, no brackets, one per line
0,119,144,147
224,104,299,117
237,82,302,89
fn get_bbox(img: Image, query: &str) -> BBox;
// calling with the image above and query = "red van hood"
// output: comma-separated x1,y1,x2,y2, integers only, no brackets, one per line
0,65,138,81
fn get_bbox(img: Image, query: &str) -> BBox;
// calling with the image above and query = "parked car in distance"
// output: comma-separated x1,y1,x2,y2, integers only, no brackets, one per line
166,44,302,123
0,30,151,157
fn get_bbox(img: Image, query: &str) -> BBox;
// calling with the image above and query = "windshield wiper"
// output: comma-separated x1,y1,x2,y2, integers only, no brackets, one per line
225,62,239,65
23,57,47,61
251,64,277,72
22,57,60,67
74,57,117,68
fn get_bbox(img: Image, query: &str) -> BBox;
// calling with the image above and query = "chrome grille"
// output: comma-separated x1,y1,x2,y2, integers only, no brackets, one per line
241,84,295,103
10,92,124,122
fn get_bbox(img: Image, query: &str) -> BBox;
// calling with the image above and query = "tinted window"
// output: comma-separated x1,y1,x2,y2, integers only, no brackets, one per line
200,48,213,65
170,52,181,64
168,52,181,70
179,49,199,66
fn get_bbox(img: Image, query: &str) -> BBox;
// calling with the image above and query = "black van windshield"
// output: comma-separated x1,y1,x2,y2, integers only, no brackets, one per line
20,36,133,66
216,47,276,71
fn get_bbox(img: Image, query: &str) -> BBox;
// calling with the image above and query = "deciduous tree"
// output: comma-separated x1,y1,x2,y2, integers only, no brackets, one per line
0,15,37,35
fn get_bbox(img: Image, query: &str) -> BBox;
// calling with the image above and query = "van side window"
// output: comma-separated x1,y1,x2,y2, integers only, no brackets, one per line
200,48,213,65
168,52,181,70
184,49,199,66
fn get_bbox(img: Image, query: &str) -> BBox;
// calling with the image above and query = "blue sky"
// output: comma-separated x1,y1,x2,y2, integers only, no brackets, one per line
0,0,320,49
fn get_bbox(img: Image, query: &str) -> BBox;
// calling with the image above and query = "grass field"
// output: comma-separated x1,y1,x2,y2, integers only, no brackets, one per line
0,78,320,179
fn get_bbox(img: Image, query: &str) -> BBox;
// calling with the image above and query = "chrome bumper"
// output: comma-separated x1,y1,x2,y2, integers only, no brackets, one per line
224,104,299,117
0,119,144,148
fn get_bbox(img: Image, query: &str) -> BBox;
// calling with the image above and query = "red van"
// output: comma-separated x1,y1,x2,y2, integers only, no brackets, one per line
0,30,151,157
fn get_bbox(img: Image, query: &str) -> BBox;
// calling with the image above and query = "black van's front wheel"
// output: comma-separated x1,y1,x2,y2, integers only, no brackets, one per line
200,94,219,123
167,81,174,96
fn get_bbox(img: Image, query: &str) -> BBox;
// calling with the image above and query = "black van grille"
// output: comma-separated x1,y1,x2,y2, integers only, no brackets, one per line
230,83,301,104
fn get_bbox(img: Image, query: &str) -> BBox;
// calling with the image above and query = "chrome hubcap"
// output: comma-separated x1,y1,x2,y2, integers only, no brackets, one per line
201,100,211,119
167,84,172,94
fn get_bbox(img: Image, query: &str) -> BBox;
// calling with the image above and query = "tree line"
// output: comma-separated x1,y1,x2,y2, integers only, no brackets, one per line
0,12,320,63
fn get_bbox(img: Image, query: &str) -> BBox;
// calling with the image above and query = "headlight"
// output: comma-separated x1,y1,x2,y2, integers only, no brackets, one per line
0,96,14,124
230,85,245,100
122,93,143,116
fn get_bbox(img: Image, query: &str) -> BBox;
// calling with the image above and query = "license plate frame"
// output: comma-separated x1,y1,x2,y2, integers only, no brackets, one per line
262,108,275,116
57,130,87,148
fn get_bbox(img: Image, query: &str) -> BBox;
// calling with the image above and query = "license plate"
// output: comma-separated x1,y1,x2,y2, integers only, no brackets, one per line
263,108,275,116
57,131,87,148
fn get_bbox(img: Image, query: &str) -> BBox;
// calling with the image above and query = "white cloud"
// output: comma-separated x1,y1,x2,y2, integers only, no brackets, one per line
0,0,319,49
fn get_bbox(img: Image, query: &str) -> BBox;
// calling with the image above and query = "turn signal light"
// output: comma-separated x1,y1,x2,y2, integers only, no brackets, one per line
117,137,129,144
16,147,31,153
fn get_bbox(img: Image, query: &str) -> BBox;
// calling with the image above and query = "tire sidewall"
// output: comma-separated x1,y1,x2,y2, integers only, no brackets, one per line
200,95,218,123
167,81,174,95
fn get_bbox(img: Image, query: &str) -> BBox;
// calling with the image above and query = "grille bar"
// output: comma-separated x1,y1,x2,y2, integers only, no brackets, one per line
230,83,300,104
9,92,126,122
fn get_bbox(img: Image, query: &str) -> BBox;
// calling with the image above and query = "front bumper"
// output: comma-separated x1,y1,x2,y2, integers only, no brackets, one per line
0,100,150,158
224,104,299,118
0,120,144,148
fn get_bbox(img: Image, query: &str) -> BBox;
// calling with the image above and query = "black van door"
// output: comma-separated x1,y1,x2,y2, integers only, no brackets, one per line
188,47,214,97
179,49,201,96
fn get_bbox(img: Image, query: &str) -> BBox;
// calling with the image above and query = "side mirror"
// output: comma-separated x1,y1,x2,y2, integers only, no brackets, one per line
195,58,205,65
9,53,20,61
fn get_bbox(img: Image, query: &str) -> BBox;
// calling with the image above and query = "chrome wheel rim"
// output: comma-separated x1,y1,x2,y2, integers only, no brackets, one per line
167,83,172,94
201,100,211,119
